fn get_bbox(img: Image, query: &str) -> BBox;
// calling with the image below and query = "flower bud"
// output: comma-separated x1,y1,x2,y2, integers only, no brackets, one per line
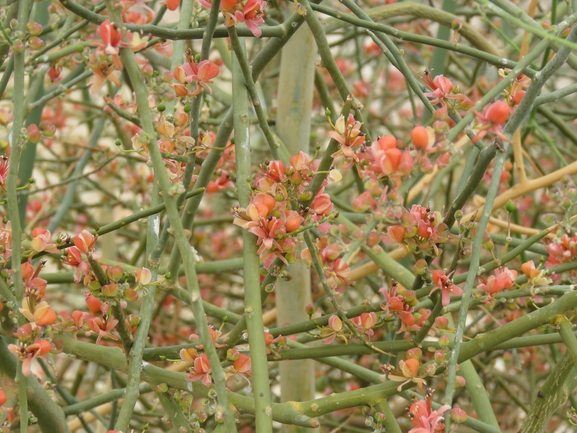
13,40,25,54
439,335,450,347
413,258,428,275
27,124,40,144
101,283,119,297
434,350,445,363
435,316,449,329
452,407,468,423
451,18,462,31
127,314,140,327
505,199,516,213
125,288,138,302
455,375,466,388
28,36,44,50
106,265,124,281
411,126,429,150
406,347,422,359
39,121,56,137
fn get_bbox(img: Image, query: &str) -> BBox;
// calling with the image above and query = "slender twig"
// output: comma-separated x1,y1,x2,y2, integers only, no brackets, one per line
232,43,273,432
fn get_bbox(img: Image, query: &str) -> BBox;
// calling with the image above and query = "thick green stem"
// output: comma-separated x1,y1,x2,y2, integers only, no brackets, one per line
519,352,576,433
275,5,318,431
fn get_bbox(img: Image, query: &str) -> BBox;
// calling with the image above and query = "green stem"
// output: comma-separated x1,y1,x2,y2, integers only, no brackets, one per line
232,39,273,433
114,185,161,430
228,26,285,162
17,364,28,433
519,351,576,433
559,316,577,371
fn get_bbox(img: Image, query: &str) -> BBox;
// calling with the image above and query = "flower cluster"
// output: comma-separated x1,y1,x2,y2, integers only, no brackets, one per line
8,258,56,376
407,390,452,433
546,233,577,267
172,53,220,98
199,0,267,37
87,20,150,94
386,205,450,257
233,153,333,268
380,284,418,334
181,345,252,387
422,72,472,111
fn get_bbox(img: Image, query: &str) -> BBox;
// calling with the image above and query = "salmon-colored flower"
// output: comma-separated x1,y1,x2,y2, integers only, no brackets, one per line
310,193,333,216
179,347,199,361
520,260,551,286
173,58,220,97
422,71,471,109
165,0,181,10
233,354,252,375
430,270,462,307
74,230,97,253
381,358,427,391
186,353,212,386
30,228,58,253
471,101,510,143
20,299,57,326
87,316,120,345
8,340,52,376
477,267,517,295
408,392,451,433
328,114,365,160
234,0,267,38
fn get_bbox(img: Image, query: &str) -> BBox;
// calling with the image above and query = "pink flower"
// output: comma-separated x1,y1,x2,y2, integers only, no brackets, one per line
134,267,152,285
430,270,462,307
186,353,212,386
328,114,365,160
471,101,510,143
30,228,58,253
97,21,122,56
248,217,282,252
310,193,333,216
408,394,451,433
234,0,267,37
546,233,577,267
74,230,97,253
174,59,220,97
233,354,252,375
422,71,471,110
87,316,120,345
477,267,517,295
321,315,344,344
8,340,52,376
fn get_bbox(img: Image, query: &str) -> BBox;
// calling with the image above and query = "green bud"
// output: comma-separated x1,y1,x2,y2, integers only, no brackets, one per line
505,199,516,213
157,104,166,112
